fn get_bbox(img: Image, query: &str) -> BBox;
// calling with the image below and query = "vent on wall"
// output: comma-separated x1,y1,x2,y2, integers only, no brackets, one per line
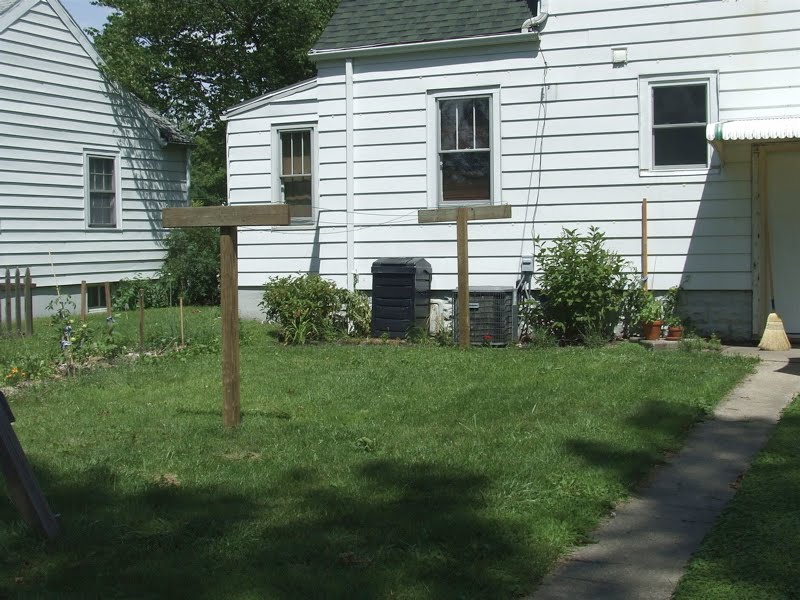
453,287,513,346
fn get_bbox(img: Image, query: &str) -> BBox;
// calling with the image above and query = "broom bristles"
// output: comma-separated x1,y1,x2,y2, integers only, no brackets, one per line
759,312,792,351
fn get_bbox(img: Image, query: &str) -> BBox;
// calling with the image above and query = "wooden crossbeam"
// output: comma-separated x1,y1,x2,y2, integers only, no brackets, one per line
417,205,512,348
162,204,291,428
163,205,291,228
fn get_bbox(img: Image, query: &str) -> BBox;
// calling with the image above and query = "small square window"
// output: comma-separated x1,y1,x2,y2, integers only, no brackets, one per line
639,74,718,174
86,155,118,228
438,96,492,202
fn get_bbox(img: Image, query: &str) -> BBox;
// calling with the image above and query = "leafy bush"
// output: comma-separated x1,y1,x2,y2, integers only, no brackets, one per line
260,274,371,344
535,227,630,343
159,227,220,306
112,276,170,311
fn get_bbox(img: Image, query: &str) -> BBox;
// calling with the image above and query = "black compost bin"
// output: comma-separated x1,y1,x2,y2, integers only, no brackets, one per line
371,258,432,338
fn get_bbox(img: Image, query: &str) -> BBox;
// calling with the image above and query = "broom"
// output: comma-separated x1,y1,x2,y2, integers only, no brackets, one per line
758,208,791,351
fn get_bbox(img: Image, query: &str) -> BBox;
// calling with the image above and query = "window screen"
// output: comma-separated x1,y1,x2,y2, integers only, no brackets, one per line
88,156,116,227
439,97,491,202
652,84,708,168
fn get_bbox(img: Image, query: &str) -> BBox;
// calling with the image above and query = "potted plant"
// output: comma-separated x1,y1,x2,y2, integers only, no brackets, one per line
662,286,683,340
665,315,684,340
639,293,664,341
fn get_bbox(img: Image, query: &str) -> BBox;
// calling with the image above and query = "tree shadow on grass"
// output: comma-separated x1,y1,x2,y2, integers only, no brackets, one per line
0,460,537,599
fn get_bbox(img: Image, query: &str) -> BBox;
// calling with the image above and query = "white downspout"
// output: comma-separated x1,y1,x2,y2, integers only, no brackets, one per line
345,58,355,291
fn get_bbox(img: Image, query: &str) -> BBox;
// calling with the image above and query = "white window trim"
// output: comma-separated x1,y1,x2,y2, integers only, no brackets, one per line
638,72,719,177
426,87,502,208
270,122,319,229
83,149,122,231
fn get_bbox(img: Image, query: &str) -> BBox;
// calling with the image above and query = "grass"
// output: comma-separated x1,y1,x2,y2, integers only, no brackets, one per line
674,395,800,600
0,315,755,599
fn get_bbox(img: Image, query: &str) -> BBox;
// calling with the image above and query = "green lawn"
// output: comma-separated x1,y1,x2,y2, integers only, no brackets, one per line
674,396,800,600
0,318,755,599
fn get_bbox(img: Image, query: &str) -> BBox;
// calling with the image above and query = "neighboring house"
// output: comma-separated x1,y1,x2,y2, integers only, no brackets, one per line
224,0,800,341
0,0,191,315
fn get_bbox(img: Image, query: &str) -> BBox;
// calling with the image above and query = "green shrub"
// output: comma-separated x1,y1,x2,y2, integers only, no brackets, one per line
260,274,371,344
112,276,170,311
159,227,220,306
535,227,630,343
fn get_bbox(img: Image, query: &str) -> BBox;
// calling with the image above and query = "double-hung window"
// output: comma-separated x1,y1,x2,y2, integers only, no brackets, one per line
86,154,119,228
639,74,718,173
438,96,492,202
277,128,314,225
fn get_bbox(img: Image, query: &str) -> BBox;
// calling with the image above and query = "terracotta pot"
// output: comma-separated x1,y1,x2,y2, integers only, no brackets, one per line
641,320,663,341
666,326,684,341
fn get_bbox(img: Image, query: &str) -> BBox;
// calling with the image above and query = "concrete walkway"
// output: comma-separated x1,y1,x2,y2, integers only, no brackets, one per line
530,348,800,600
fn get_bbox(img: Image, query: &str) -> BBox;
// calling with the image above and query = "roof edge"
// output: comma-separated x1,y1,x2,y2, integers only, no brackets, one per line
309,31,539,61
221,78,318,121
707,117,800,142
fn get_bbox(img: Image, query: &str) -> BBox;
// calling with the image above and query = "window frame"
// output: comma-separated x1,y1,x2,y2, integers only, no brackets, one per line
84,150,122,230
270,122,318,228
426,87,501,208
638,73,719,176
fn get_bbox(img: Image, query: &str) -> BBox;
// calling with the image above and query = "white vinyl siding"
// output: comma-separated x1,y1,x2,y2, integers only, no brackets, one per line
227,0,800,296
0,0,189,295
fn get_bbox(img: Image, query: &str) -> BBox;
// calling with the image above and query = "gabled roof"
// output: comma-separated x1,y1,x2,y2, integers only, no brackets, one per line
313,0,537,52
0,0,191,146
221,78,317,121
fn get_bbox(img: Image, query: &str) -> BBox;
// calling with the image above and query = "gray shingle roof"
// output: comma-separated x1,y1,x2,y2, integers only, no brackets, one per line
138,101,194,145
0,0,21,16
313,0,537,51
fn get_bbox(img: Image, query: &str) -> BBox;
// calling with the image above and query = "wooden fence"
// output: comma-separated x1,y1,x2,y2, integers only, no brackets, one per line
2,268,34,337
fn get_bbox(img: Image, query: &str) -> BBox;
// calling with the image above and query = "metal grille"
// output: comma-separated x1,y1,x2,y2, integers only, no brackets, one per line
453,288,513,346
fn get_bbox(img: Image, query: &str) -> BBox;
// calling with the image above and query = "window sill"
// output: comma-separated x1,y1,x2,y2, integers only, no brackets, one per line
85,226,123,232
639,166,720,178
270,224,317,232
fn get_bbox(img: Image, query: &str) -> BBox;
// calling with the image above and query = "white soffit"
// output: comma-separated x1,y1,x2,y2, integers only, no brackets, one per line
707,117,800,142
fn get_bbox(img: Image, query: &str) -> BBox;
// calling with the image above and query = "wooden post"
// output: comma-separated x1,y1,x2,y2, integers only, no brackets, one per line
220,226,240,428
418,205,512,348
641,198,649,291
14,269,22,337
456,208,471,349
4,269,10,336
179,296,185,347
80,281,87,321
104,282,112,316
161,204,290,428
138,288,145,349
24,269,33,337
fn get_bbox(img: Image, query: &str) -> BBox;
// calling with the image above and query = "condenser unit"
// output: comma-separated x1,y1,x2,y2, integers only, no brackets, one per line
453,287,514,346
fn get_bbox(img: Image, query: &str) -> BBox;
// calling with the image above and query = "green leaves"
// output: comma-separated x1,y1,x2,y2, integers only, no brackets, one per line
92,0,340,204
535,227,632,344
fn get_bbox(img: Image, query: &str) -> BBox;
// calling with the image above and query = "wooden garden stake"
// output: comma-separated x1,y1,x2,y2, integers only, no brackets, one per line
80,280,87,321
179,296,185,347
14,269,21,336
4,269,11,336
138,288,145,349
641,198,649,290
162,204,290,428
418,205,512,349
104,282,112,316
24,269,33,337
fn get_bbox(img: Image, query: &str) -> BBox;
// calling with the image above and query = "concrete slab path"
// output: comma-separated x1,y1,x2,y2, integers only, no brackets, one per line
529,348,800,600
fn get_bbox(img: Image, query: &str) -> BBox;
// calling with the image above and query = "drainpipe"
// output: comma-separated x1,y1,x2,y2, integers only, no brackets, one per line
345,58,355,291
522,0,549,32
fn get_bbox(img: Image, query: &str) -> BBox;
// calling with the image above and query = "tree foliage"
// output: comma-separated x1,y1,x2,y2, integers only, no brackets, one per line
91,0,339,203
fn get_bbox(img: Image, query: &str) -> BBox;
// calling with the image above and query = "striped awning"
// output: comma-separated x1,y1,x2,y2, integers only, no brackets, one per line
707,117,800,142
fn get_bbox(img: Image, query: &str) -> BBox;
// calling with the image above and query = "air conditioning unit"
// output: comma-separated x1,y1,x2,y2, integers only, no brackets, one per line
453,287,513,346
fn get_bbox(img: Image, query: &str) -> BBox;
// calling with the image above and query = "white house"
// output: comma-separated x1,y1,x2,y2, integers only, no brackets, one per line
224,0,800,341
0,0,191,315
